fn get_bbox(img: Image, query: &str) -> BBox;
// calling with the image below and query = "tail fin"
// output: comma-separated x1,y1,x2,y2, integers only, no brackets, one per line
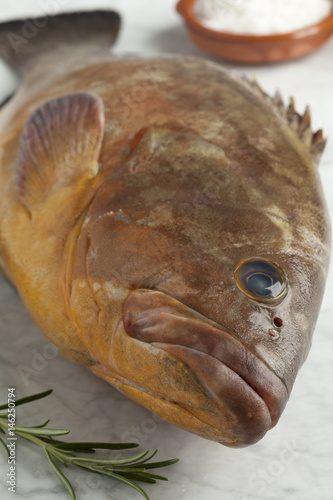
0,10,121,74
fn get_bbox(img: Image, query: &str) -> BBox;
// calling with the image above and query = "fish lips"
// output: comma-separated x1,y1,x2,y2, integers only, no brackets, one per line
123,290,289,447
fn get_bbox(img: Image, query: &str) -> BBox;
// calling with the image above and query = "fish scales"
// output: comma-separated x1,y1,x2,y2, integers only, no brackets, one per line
0,10,330,447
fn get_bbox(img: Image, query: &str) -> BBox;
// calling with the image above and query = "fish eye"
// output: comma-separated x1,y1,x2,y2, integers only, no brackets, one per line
234,258,287,304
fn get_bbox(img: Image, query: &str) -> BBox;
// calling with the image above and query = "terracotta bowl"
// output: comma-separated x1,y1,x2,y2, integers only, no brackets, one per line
176,0,333,64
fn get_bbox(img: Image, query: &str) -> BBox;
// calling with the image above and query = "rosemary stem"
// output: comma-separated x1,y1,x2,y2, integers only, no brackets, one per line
0,418,9,429
0,391,179,500
0,419,51,450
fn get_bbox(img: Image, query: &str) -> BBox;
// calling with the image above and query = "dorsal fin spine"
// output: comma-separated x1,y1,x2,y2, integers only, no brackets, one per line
243,74,326,165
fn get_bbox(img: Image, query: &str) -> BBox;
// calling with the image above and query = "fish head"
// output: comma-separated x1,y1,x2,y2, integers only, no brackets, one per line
72,127,330,447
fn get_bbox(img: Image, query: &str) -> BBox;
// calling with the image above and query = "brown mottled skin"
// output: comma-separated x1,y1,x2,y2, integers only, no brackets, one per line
0,12,330,447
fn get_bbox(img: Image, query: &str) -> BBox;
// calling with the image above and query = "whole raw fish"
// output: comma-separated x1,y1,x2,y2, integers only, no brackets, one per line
0,10,330,448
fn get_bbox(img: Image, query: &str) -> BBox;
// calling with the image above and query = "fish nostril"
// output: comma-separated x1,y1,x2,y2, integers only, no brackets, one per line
273,317,283,328
268,329,280,340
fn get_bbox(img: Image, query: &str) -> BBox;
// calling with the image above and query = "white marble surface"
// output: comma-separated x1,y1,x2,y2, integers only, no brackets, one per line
0,1,333,499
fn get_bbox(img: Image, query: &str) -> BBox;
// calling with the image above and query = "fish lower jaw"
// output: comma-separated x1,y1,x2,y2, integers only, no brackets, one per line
150,342,273,447
89,361,268,447
123,289,289,446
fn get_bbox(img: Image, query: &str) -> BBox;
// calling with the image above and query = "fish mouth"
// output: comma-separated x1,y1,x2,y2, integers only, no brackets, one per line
123,289,289,447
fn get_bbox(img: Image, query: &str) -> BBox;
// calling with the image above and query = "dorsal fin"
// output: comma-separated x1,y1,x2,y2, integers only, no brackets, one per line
0,10,121,75
243,76,326,165
16,92,105,210
285,96,327,162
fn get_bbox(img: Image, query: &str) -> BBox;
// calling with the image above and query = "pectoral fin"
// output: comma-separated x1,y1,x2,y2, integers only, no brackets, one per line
16,92,105,210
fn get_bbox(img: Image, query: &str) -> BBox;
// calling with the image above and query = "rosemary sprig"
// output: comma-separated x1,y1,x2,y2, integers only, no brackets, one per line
0,389,179,500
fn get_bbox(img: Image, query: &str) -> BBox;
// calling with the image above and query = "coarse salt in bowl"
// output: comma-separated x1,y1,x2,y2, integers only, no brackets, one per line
176,0,333,63
195,0,333,36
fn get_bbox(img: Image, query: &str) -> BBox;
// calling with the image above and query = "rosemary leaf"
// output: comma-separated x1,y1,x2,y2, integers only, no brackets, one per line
15,426,70,437
98,470,150,500
121,471,169,482
33,437,66,449
126,449,158,466
116,474,157,484
0,390,52,411
59,446,96,454
71,449,149,466
0,436,9,457
46,450,76,500
98,466,147,474
134,458,180,470
55,441,139,451
33,419,51,428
